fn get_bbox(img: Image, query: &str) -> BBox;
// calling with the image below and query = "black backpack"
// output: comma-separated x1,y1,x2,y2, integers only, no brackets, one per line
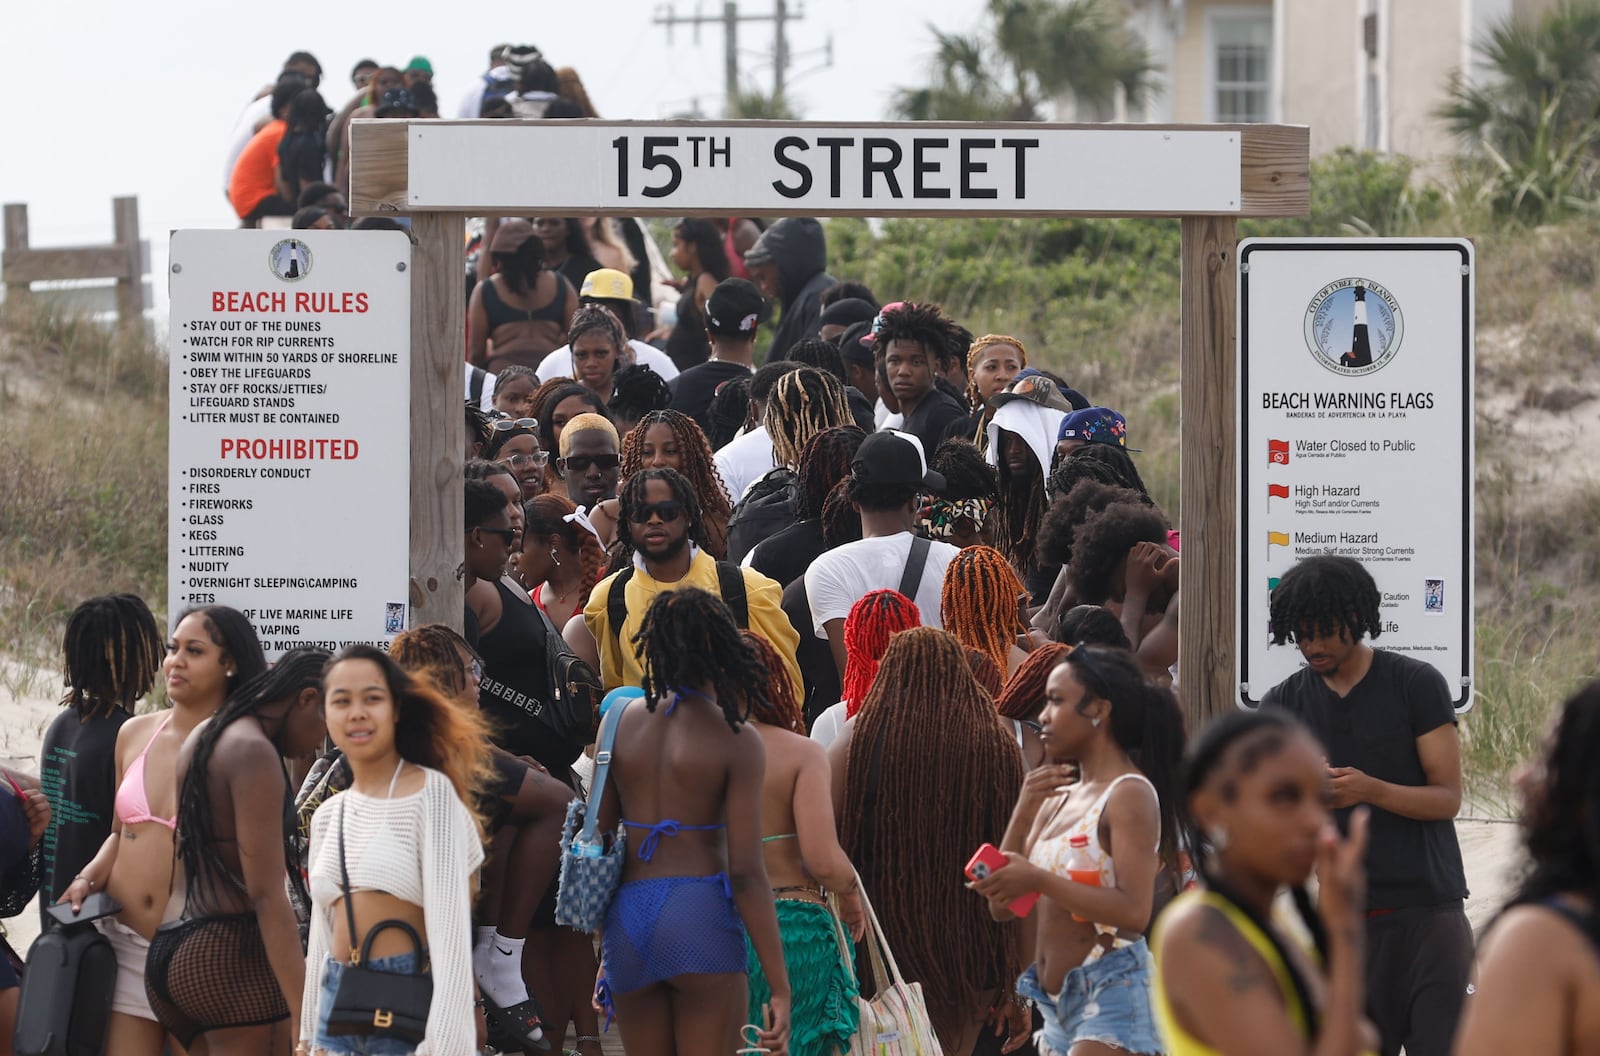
15,894,121,1056
535,607,604,746
606,562,749,658
725,468,799,563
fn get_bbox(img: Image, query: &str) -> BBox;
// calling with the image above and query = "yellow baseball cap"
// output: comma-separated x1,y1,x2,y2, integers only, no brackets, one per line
580,268,633,301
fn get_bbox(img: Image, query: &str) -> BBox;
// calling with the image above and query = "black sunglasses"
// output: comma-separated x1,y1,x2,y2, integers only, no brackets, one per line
559,453,621,474
628,500,683,524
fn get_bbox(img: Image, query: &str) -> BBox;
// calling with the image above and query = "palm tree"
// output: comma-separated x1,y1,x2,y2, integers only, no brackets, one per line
891,0,1159,122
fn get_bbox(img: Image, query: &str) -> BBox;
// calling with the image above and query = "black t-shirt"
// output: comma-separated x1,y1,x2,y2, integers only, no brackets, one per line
781,576,840,730
669,360,751,434
899,387,967,463
38,707,131,915
749,518,827,590
1263,648,1467,909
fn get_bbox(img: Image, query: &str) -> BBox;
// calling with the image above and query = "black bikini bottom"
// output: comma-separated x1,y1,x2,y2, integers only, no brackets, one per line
145,911,289,1046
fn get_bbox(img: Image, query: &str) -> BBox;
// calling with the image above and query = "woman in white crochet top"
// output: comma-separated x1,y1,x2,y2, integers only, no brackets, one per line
298,646,493,1056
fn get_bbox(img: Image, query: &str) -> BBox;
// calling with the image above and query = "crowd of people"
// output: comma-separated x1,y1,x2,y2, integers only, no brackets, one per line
4,38,1593,1056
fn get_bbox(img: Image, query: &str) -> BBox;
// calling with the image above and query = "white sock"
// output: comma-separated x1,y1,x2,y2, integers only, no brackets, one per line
482,931,535,1019
472,926,496,983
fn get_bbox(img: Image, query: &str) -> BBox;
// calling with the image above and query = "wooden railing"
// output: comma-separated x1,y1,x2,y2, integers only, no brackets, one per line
2,196,148,327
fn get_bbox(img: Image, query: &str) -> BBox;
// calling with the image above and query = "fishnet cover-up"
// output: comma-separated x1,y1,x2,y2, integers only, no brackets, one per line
601,873,747,992
145,912,288,1046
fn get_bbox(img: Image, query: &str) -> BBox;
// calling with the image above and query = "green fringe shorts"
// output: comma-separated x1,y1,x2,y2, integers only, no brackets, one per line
746,898,860,1056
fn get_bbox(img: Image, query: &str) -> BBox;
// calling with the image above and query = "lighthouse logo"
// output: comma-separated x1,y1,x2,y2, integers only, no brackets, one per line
268,239,313,283
1303,277,1402,377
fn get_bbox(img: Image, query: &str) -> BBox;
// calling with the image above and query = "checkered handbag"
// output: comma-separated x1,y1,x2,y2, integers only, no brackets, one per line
554,699,629,932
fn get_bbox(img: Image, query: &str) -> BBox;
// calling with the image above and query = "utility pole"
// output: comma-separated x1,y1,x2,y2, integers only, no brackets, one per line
653,2,806,116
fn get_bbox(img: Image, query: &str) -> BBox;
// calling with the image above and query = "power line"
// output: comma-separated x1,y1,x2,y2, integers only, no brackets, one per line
653,1,806,115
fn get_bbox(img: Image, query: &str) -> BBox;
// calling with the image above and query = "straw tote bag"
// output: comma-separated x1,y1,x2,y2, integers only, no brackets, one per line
831,879,945,1056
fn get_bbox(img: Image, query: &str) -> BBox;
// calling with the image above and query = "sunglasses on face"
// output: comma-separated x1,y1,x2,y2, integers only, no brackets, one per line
627,500,683,524
491,417,539,432
477,526,517,545
559,453,621,474
499,452,549,469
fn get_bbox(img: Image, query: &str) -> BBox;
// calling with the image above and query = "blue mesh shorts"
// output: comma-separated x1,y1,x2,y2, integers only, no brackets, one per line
1016,941,1162,1056
602,873,747,993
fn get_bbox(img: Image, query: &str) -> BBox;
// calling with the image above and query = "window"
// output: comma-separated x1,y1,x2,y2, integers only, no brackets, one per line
1211,14,1271,123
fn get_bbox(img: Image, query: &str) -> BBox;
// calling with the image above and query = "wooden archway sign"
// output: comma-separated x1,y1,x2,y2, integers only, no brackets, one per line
350,119,1310,726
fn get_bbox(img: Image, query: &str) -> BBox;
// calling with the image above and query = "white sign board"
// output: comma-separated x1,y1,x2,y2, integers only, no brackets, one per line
405,122,1242,216
1237,239,1474,709
168,230,411,660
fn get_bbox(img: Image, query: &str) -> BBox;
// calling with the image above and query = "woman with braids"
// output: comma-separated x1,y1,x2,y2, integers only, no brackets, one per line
1457,682,1600,1056
390,624,575,1054
704,374,752,450
535,381,610,495
994,642,1071,772
597,409,733,560
1150,709,1374,1056
301,646,493,1056
607,363,673,438
943,544,1030,679
747,425,865,590
946,334,1027,453
562,303,630,405
832,626,1026,1055
971,644,1187,1056
663,217,732,370
515,493,609,630
468,218,579,372
921,438,999,550
144,647,331,1054
39,594,163,911
740,630,865,1056
807,588,920,750
62,605,266,1056
590,587,791,1056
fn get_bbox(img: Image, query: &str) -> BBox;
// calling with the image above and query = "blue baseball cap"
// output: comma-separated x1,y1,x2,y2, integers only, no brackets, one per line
1058,407,1139,451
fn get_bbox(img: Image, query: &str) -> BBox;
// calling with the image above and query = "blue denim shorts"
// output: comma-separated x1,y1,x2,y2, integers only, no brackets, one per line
1016,940,1162,1056
315,954,419,1055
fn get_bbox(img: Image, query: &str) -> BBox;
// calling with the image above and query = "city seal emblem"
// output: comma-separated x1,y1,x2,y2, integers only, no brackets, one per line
1303,277,1402,376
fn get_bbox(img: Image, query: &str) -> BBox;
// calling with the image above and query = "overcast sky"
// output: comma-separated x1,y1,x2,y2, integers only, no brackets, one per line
4,0,990,323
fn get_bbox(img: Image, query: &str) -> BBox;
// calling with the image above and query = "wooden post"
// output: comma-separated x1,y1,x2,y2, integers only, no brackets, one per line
1179,216,1239,728
112,196,142,329
407,213,467,630
3,203,29,310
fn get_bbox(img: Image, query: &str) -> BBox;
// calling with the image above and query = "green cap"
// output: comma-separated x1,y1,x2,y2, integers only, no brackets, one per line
405,55,433,74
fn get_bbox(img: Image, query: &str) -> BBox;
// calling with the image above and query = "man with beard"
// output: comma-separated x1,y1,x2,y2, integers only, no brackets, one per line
1263,555,1470,1056
584,467,800,697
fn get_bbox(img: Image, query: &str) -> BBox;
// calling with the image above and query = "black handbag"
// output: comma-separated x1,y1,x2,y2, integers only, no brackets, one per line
324,798,433,1043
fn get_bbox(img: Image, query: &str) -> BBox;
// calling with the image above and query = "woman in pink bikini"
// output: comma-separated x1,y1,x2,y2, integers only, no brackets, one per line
61,605,266,1056
972,644,1186,1056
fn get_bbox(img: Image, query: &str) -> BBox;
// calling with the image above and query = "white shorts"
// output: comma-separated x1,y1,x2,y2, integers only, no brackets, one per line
95,917,157,1020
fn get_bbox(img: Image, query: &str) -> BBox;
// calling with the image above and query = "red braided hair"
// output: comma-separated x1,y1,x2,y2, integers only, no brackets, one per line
842,589,921,718
995,642,1069,720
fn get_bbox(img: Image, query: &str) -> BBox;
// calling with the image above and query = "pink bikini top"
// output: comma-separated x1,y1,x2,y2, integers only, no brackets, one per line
115,712,177,830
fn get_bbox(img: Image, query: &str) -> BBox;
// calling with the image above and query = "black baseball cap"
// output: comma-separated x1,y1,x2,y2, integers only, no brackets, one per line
819,297,877,330
851,430,947,491
705,278,766,337
836,319,874,368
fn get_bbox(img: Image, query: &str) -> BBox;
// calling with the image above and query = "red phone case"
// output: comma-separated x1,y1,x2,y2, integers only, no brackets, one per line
964,843,1040,917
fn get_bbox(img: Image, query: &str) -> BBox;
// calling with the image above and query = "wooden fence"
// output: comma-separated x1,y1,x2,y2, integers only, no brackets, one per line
2,196,149,326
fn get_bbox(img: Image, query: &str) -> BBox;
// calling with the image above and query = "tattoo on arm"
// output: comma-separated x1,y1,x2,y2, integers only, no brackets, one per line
1195,906,1277,997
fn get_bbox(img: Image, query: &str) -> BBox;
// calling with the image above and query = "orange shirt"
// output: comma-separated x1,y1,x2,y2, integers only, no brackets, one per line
228,119,287,219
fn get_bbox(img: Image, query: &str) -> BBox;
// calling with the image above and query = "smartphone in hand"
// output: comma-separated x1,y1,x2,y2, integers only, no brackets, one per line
964,843,1040,917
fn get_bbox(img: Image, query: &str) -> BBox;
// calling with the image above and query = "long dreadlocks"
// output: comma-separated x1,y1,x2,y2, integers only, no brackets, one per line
820,479,863,549
739,630,804,733
631,587,769,732
841,589,921,719
60,593,162,718
840,627,1025,1043
620,410,732,521
993,432,1049,581
964,646,1004,699
1050,441,1149,500
765,367,854,470
615,467,711,555
941,545,1024,677
796,425,866,520
1266,554,1383,646
176,646,330,910
995,642,1069,720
